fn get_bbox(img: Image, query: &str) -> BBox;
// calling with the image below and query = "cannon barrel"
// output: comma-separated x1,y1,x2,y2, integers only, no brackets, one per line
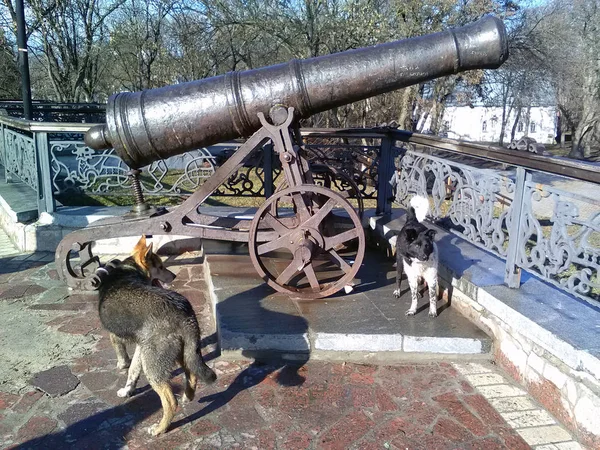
86,15,508,169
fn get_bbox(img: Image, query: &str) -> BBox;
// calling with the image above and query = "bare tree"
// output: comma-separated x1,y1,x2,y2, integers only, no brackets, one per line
9,0,126,101
0,28,19,98
520,0,600,158
109,0,178,91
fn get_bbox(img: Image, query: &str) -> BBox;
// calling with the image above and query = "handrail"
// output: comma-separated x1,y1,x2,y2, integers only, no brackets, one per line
393,130,600,185
301,127,600,185
0,115,94,133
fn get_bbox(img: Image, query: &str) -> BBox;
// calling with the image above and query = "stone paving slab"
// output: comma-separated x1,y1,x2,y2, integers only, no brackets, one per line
0,247,583,449
454,362,581,449
207,247,492,357
30,365,80,397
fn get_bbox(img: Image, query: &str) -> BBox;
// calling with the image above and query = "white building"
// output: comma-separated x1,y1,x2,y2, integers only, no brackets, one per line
423,105,558,145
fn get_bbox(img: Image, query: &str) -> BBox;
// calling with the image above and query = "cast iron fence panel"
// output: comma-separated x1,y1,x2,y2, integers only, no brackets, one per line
213,146,282,197
49,140,219,196
517,182,600,302
301,137,383,200
392,146,515,258
3,127,38,191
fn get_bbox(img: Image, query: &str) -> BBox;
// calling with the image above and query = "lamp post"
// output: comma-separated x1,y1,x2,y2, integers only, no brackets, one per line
15,0,32,120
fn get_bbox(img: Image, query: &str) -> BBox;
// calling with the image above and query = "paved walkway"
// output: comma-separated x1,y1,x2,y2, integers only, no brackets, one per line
0,245,584,449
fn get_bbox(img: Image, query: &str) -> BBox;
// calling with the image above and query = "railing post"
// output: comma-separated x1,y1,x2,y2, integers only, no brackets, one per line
263,143,274,199
376,133,394,216
35,132,56,214
504,166,531,288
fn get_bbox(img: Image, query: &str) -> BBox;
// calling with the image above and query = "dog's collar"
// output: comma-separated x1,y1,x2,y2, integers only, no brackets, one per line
95,259,123,276
95,267,109,276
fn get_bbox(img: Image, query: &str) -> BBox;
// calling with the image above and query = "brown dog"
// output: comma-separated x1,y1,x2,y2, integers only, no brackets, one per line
97,236,216,435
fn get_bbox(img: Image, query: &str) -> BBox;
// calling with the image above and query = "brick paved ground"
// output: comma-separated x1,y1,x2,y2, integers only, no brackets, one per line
0,245,582,450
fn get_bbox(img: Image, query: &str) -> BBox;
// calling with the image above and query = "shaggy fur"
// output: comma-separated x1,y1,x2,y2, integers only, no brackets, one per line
393,196,439,317
97,236,216,436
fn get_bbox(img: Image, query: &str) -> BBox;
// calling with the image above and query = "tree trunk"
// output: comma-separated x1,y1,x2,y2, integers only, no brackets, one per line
511,107,522,143
523,106,531,137
568,40,600,159
397,86,417,131
569,117,596,159
499,105,511,146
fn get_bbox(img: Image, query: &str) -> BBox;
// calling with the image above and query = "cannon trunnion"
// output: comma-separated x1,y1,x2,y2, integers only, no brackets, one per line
57,16,509,299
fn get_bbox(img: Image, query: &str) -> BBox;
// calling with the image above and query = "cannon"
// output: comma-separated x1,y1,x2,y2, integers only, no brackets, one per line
56,15,508,299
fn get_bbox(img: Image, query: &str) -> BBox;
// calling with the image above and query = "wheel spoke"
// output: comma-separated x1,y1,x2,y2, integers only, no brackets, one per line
304,197,336,228
292,193,311,222
263,212,290,235
276,258,302,285
327,249,352,273
324,228,359,250
257,234,291,255
304,262,321,292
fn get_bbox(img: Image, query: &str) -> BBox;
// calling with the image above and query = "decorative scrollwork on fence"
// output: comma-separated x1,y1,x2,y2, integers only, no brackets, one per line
50,141,218,196
301,143,380,199
214,149,283,197
394,150,515,257
4,128,38,191
517,184,600,302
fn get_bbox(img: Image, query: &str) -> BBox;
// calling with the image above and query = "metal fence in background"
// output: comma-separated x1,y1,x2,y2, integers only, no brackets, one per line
1,114,599,305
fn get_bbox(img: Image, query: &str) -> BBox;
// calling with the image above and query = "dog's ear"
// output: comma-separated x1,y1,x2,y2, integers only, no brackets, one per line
132,235,147,256
406,206,417,221
425,229,437,239
144,242,154,260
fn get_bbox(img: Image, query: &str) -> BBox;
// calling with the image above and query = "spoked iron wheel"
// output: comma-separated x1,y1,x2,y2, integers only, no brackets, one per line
249,184,365,300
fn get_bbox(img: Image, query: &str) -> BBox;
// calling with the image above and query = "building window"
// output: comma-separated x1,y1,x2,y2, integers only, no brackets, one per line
530,122,536,133
482,121,487,132
517,122,524,132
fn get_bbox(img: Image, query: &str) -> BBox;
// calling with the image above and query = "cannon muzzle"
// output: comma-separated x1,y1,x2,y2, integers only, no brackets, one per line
86,15,508,168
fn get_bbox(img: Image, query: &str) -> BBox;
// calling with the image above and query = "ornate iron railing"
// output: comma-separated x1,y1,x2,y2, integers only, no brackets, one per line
517,182,600,300
1,115,599,304
392,146,515,259
2,127,38,190
49,140,221,197
386,132,600,305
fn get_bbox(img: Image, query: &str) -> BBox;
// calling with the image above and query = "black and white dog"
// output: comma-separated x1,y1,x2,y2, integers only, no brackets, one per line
393,195,439,318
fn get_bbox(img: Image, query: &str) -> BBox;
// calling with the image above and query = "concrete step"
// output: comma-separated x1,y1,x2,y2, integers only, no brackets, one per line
204,242,492,360
0,169,38,223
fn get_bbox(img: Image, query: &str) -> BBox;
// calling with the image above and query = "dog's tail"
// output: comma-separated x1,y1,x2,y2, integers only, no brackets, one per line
182,323,217,384
410,195,430,223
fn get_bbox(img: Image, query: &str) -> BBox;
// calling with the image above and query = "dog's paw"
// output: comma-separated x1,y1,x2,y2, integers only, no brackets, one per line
147,424,165,436
405,309,416,316
116,360,130,370
117,387,132,398
181,393,194,405
393,289,401,298
428,310,438,318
